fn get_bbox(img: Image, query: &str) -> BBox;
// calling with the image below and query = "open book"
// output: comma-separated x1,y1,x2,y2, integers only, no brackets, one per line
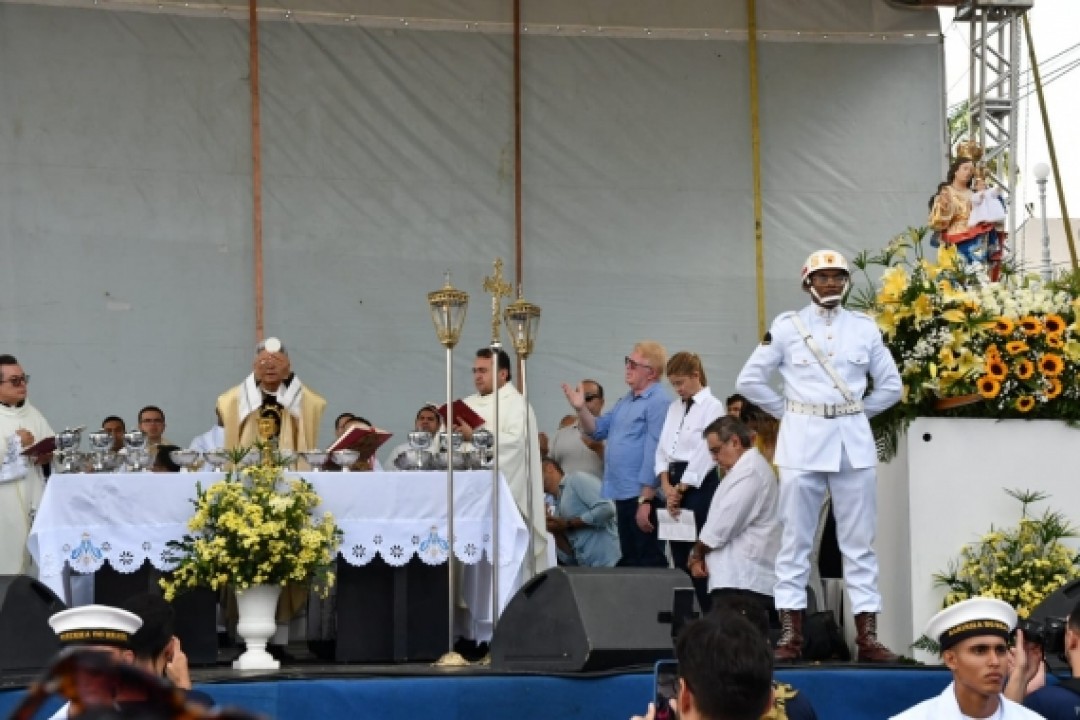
436,399,485,430
21,436,56,457
326,423,392,461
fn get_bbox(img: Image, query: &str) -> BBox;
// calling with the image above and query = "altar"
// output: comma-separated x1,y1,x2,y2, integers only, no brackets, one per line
27,470,529,644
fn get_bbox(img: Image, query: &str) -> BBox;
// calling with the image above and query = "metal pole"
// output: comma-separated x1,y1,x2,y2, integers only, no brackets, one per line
1023,14,1078,271
520,359,536,579
489,340,502,634
746,0,766,339
1038,173,1051,281
445,344,457,655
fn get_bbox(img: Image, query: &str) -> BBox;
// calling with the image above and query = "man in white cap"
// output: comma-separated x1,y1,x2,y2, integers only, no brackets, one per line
891,597,1042,719
216,337,326,453
46,604,143,719
737,249,902,662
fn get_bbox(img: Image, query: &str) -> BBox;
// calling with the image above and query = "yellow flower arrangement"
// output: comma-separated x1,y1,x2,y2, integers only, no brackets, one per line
934,489,1080,620
160,447,342,600
849,228,1080,460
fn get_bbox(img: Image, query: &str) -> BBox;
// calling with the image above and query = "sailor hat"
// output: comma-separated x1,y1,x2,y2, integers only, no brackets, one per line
925,597,1017,653
49,604,143,648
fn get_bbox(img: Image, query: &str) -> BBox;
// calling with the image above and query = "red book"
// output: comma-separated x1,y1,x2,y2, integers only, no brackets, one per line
327,423,392,461
437,400,485,430
21,436,56,457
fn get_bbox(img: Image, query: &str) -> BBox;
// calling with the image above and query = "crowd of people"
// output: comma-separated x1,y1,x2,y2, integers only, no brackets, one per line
9,243,1080,719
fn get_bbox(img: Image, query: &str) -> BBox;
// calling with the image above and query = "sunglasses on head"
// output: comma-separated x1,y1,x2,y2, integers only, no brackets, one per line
11,648,261,720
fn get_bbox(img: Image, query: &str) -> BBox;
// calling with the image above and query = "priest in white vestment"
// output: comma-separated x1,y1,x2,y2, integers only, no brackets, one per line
216,337,326,454
460,348,548,578
0,355,55,575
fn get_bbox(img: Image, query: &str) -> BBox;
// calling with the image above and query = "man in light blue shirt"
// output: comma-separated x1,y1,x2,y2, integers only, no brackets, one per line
562,341,671,567
542,456,619,567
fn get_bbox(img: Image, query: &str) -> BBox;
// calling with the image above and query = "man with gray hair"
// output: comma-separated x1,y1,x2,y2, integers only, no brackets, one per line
216,337,327,452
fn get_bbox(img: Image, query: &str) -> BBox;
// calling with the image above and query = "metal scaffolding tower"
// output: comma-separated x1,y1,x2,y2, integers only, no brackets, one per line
955,0,1033,242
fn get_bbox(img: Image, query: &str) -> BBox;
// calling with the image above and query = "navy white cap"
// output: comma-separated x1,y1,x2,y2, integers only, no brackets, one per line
49,605,143,648
924,597,1017,652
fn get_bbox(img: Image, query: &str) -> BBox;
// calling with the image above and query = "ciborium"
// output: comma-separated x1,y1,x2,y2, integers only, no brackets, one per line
299,450,330,471
53,427,84,474
330,449,359,469
123,431,148,472
203,450,230,472
87,430,113,473
169,449,203,473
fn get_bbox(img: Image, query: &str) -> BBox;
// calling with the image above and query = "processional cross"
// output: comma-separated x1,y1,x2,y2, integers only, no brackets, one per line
482,258,512,343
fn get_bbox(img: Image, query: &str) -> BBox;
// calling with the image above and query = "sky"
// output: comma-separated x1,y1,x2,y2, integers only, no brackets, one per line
940,1,1079,221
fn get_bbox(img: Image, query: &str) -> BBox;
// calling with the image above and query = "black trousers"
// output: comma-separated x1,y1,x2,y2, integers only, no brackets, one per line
709,588,779,628
614,498,668,567
667,464,720,614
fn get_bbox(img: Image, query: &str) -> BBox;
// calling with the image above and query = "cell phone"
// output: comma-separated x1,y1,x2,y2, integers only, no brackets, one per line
653,659,679,720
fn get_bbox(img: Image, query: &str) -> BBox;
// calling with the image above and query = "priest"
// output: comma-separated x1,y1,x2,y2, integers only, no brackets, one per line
0,354,54,575
216,337,326,453
459,348,548,577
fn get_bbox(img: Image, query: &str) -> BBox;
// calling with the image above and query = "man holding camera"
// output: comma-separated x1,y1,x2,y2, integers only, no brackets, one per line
1010,600,1080,718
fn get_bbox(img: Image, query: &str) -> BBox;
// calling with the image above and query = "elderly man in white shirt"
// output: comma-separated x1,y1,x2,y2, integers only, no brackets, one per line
687,416,780,624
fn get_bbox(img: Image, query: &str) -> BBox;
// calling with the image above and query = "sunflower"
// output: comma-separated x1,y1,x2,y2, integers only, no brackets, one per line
1005,340,1029,356
993,317,1016,335
986,358,1007,379
1046,377,1063,400
1015,359,1035,380
1020,316,1043,335
1043,314,1066,334
1047,333,1065,349
1039,353,1065,377
1015,395,1036,413
986,344,1002,361
977,376,1002,399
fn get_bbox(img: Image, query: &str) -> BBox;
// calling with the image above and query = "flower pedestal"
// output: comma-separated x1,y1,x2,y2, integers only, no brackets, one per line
874,417,1080,663
233,584,282,670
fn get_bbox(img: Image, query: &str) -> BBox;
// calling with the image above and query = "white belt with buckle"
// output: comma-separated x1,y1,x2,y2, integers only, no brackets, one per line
785,398,863,418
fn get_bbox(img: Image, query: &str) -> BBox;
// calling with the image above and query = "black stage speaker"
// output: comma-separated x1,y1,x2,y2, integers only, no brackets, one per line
0,575,66,672
490,566,694,672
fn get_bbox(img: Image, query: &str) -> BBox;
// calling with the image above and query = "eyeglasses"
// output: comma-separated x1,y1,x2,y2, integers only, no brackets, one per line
624,357,652,372
10,648,259,720
584,394,601,402
0,375,29,386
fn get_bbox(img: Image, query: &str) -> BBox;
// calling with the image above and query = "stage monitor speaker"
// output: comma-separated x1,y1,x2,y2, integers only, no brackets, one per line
0,575,66,672
490,566,694,672
1029,578,1080,671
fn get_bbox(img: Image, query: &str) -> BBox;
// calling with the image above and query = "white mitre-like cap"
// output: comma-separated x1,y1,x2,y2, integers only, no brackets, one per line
49,604,142,648
924,597,1017,653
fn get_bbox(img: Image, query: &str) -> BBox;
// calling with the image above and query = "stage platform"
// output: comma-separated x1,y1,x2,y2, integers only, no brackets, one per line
0,659,957,720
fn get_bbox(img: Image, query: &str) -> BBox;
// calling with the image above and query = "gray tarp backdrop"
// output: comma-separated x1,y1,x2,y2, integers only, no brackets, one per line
0,0,944,449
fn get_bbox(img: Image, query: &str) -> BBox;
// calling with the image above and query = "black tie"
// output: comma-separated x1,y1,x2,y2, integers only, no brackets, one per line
683,397,694,416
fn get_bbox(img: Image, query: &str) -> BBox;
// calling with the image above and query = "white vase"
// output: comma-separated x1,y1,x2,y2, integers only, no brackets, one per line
233,584,282,670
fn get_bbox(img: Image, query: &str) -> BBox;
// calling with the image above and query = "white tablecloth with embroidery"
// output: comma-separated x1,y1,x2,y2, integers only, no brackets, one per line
28,470,528,639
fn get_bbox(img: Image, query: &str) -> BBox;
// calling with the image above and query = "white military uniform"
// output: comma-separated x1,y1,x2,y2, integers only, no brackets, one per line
890,683,1043,720
736,303,901,613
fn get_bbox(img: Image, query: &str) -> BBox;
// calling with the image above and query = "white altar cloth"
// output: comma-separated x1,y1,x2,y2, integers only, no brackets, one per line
28,470,528,638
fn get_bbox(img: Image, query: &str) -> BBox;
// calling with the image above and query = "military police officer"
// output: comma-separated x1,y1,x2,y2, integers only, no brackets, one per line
736,249,902,662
